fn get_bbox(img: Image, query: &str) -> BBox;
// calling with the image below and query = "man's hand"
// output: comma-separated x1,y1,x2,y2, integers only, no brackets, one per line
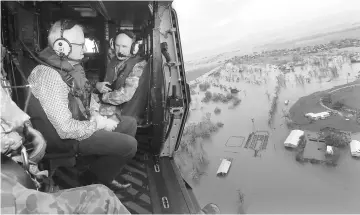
25,126,46,163
103,118,118,132
91,115,118,131
91,115,107,130
26,126,45,144
96,82,112,93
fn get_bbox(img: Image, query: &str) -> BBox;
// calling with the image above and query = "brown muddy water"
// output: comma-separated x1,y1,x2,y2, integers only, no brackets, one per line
183,60,360,213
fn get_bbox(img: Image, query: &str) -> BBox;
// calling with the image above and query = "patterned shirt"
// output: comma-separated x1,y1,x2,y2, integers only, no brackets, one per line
101,60,147,105
28,65,98,141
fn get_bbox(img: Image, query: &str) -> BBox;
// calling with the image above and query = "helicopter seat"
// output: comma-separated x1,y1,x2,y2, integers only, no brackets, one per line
26,94,83,191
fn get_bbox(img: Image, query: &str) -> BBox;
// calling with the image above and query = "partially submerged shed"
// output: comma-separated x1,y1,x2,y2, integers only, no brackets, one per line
284,130,305,148
350,140,360,157
326,145,334,155
216,159,232,176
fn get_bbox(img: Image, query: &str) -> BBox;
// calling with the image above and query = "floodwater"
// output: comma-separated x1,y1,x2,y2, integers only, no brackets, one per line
184,60,360,213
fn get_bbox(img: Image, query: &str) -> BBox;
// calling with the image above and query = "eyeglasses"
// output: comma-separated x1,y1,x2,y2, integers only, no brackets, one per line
115,44,129,48
71,42,85,49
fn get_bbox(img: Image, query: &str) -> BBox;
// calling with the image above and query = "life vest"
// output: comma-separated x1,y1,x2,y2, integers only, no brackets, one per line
37,47,92,121
121,61,150,118
26,47,87,153
104,55,144,90
103,56,150,119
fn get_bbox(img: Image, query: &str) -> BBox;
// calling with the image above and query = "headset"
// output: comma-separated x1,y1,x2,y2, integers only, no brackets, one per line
53,19,73,58
109,30,138,56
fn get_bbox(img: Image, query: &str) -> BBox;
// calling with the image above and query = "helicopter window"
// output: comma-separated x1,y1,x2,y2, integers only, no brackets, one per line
84,38,99,54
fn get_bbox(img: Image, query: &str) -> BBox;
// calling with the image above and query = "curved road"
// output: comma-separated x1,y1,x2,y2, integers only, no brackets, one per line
318,83,360,138
319,83,360,114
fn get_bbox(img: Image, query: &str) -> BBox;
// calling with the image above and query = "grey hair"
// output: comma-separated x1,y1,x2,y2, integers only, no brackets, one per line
47,21,63,48
47,20,84,48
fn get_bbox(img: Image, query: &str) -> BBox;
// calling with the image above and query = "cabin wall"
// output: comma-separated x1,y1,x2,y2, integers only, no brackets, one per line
82,18,107,81
1,2,37,108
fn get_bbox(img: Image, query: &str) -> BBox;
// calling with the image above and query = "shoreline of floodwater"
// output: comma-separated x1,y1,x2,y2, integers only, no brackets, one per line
289,79,360,133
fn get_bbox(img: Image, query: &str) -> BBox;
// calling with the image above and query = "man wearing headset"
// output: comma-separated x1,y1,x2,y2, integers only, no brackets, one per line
1,42,131,214
27,20,137,191
97,30,149,124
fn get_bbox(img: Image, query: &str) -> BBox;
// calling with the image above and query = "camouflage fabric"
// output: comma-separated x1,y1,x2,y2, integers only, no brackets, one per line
1,82,47,179
1,172,130,214
101,58,147,106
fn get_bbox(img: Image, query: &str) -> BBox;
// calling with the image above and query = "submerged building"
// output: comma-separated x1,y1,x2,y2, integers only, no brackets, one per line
284,130,305,148
305,112,331,120
350,140,360,157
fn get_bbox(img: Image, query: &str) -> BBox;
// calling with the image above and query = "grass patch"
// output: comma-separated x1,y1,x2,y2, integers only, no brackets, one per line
268,85,281,126
199,82,211,91
237,189,245,204
190,89,197,95
232,97,241,107
214,107,221,115
202,91,212,103
189,82,198,90
174,113,224,182
216,122,224,127
229,97,242,109
282,109,298,129
202,92,240,104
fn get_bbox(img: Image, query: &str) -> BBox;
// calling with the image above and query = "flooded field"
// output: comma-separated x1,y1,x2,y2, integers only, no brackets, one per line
179,56,360,213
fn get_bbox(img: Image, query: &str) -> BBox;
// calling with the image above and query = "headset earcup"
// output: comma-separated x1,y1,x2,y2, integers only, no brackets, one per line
132,43,140,55
131,42,137,55
110,38,114,50
53,38,72,58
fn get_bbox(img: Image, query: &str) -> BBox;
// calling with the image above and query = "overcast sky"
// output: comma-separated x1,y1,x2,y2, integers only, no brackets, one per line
172,0,360,58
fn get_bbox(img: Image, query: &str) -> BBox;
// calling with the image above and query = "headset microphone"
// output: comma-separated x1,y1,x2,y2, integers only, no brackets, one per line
110,30,137,55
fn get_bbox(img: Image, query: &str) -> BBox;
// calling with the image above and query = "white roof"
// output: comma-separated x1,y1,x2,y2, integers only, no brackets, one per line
305,112,330,118
326,146,334,154
350,140,360,154
217,159,232,175
284,130,304,147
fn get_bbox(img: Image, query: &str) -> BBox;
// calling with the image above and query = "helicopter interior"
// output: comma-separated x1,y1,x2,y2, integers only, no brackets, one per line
1,1,199,214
